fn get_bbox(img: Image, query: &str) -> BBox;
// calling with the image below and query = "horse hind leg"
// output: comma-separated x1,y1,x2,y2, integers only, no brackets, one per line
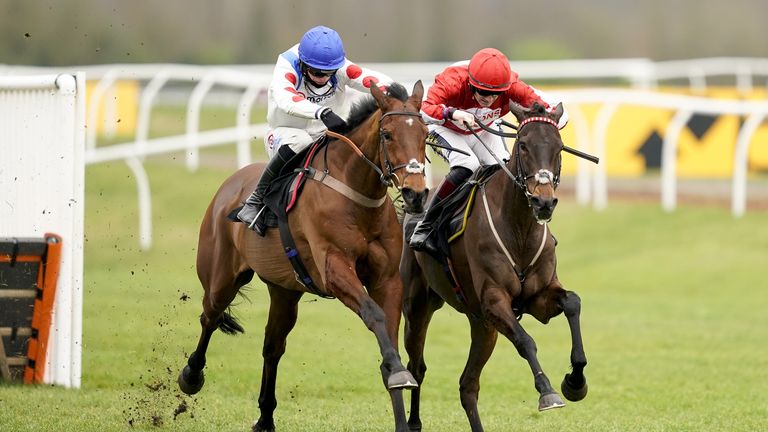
178,269,253,395
252,282,303,432
558,291,588,402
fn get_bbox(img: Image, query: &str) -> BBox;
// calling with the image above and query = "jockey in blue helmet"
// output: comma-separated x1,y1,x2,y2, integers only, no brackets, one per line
237,26,393,234
298,25,346,86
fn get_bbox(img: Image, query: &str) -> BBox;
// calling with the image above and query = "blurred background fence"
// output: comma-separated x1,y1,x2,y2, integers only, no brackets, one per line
3,57,767,249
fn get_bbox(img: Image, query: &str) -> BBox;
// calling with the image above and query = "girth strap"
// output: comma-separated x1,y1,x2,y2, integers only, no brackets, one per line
277,217,335,299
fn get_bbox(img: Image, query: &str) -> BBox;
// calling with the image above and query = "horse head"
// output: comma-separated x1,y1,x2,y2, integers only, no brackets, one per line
508,101,565,222
370,81,429,214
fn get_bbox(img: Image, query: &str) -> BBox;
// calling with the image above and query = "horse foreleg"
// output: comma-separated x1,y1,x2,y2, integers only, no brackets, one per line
252,283,303,432
459,316,498,432
401,273,443,431
485,293,565,412
558,290,588,402
325,251,415,432
326,251,415,389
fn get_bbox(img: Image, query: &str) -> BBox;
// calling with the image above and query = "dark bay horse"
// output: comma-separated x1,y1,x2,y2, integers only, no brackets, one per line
400,102,588,432
178,81,429,432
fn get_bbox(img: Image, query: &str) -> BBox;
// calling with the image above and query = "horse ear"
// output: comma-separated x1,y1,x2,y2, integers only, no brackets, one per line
509,101,528,122
550,102,564,122
409,80,424,108
370,83,389,110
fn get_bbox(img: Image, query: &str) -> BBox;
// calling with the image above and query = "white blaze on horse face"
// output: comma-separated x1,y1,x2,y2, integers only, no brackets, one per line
406,118,414,127
406,158,425,174
535,169,554,185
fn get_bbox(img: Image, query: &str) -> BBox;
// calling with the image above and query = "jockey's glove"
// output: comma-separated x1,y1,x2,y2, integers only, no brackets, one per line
319,108,348,133
452,109,477,129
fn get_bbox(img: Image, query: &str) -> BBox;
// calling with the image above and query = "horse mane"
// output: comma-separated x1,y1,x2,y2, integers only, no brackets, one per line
344,82,409,132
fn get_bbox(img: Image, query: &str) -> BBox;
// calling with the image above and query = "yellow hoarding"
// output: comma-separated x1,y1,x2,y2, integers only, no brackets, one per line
557,87,768,177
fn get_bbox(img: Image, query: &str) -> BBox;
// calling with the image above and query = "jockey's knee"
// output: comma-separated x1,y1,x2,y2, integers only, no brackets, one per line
266,128,314,158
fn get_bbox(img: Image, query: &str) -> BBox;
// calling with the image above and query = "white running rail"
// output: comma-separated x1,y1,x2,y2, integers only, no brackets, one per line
2,58,766,249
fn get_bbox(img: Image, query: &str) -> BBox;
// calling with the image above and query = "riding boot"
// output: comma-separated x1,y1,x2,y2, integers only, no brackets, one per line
408,192,445,256
409,166,473,255
237,145,296,235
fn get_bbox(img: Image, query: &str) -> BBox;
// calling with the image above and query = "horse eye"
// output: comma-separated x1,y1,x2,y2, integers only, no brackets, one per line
518,141,528,152
381,131,392,141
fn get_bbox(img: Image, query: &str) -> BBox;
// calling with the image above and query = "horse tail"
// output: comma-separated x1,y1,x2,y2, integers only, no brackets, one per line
218,309,245,335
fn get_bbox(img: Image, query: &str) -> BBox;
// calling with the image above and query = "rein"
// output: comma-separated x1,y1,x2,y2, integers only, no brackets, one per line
480,184,548,284
474,117,599,164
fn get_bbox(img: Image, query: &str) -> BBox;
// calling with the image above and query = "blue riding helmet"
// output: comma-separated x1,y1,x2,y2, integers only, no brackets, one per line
298,26,346,70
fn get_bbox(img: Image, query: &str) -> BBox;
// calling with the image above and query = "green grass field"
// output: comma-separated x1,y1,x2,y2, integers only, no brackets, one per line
2,144,768,431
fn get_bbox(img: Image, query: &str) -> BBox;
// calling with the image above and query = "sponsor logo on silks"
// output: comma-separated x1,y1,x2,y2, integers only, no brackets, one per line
267,133,281,151
306,93,336,104
474,108,502,122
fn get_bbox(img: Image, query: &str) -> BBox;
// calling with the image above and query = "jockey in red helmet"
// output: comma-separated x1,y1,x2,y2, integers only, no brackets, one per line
410,48,569,255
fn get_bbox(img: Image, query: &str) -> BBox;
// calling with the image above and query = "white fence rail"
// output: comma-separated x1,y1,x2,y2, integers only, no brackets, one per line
550,89,768,216
2,58,766,249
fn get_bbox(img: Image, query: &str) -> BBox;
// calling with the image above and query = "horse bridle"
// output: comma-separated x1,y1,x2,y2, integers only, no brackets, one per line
470,115,599,202
377,110,427,189
511,117,563,201
465,117,563,205
325,110,426,191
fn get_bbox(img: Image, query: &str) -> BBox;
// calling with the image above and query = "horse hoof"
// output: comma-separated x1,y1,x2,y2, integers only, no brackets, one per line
561,372,588,402
178,366,205,395
252,419,275,432
387,370,419,390
538,392,565,411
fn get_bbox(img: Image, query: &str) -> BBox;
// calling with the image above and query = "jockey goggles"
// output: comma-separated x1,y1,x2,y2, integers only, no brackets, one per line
471,84,503,97
307,67,338,78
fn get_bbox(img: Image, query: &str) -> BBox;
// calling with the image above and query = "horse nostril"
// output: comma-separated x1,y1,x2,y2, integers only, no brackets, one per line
530,196,543,208
552,197,559,208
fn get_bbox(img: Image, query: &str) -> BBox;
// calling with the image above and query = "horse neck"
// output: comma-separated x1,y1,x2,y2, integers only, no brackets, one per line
327,115,386,200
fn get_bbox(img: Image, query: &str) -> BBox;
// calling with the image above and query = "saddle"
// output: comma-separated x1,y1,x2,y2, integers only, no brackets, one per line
228,139,326,227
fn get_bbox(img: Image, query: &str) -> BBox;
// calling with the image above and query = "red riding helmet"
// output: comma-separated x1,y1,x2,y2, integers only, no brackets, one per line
468,48,512,92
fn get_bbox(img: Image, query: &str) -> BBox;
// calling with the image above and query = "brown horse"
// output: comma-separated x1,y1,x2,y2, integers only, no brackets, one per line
400,102,588,432
178,81,429,432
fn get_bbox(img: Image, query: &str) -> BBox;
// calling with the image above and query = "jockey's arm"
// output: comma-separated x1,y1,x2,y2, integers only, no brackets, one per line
270,56,328,120
336,61,393,94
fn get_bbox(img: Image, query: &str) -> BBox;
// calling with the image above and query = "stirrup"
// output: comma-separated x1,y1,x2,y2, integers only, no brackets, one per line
247,206,268,234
